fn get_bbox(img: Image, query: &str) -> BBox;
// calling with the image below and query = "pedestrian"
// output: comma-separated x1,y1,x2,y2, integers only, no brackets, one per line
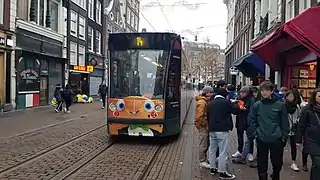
247,80,289,180
62,84,75,113
195,86,214,169
98,83,108,109
207,88,239,179
54,84,63,113
231,86,254,162
284,90,301,171
296,88,320,179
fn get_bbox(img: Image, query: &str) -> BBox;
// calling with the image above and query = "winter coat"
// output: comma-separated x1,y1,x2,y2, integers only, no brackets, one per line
235,95,254,131
296,104,320,155
207,95,239,132
247,94,290,143
288,105,301,136
195,95,209,131
54,88,63,102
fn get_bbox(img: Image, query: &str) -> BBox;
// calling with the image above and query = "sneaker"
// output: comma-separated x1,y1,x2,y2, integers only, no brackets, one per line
199,162,210,169
102,106,105,109
219,172,236,179
67,110,71,114
63,108,67,112
302,165,308,172
247,154,254,162
231,151,242,158
210,168,218,175
232,158,246,164
55,109,59,113
290,163,300,171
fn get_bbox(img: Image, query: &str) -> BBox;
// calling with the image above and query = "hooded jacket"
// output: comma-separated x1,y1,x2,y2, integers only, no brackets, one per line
195,95,209,130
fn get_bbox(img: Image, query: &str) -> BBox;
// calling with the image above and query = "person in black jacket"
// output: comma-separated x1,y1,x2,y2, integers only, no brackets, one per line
62,84,75,113
54,84,63,113
98,83,108,109
296,88,320,179
232,86,254,159
207,88,239,179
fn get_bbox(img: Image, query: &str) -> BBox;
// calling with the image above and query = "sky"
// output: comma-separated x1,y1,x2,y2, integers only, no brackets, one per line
139,0,228,49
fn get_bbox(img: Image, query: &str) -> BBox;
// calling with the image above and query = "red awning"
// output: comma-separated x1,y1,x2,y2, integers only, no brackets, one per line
251,6,320,70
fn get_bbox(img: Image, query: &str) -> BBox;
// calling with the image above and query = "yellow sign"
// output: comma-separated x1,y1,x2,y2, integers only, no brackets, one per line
136,37,144,47
310,64,315,71
87,65,94,72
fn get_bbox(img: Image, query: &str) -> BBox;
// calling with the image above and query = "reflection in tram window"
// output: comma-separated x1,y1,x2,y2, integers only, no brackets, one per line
110,50,168,99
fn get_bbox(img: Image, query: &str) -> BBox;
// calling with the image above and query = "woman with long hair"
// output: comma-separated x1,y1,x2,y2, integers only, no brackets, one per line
297,88,320,179
284,91,301,171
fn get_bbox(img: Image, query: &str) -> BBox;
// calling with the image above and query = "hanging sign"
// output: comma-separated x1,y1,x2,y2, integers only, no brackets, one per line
71,65,93,72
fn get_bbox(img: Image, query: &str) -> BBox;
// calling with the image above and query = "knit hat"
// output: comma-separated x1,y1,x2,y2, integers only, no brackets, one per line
239,86,250,93
202,86,214,94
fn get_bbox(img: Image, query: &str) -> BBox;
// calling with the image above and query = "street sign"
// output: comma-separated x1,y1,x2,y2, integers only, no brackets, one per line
87,65,94,72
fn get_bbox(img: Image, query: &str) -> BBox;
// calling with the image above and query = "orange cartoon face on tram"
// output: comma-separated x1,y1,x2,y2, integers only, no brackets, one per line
108,96,164,119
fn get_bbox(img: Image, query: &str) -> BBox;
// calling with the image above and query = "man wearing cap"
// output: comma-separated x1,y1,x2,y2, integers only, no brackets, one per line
195,86,214,169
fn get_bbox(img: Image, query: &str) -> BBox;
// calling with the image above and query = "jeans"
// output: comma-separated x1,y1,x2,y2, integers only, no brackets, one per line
65,100,72,111
303,148,309,166
310,155,320,180
209,131,229,172
242,138,254,159
199,129,209,163
101,95,106,107
256,139,284,180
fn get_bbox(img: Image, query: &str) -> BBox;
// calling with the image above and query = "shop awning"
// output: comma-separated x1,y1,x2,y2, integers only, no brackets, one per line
251,6,320,70
233,52,265,77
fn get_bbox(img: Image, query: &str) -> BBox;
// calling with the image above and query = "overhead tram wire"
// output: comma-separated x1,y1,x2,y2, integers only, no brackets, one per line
139,11,157,31
155,0,173,30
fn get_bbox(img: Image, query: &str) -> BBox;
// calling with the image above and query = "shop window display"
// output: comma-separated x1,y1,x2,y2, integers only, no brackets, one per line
290,62,316,100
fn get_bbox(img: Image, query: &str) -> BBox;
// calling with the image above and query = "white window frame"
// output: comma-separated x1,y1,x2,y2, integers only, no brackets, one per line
70,41,78,65
88,0,93,19
96,1,102,24
0,0,3,25
79,15,86,39
96,30,101,54
72,0,86,10
88,26,94,52
70,11,78,36
79,45,85,66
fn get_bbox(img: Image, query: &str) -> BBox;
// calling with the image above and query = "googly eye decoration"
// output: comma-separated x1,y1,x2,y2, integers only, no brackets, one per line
144,100,155,112
116,99,125,111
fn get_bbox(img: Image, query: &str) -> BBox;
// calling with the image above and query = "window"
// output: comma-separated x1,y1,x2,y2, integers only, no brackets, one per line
96,1,102,24
79,45,85,66
70,11,78,36
70,42,78,65
17,57,40,92
49,0,59,32
17,0,29,21
95,31,101,54
287,0,294,20
0,0,3,24
79,15,86,39
88,26,93,51
88,0,93,19
73,0,86,9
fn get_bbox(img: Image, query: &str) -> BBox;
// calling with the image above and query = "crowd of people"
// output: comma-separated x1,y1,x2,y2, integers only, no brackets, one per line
195,80,320,180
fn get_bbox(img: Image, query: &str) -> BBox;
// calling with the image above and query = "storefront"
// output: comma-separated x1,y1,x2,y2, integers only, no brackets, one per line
87,54,104,96
68,65,94,95
251,6,320,91
0,30,14,111
15,28,66,109
233,51,265,85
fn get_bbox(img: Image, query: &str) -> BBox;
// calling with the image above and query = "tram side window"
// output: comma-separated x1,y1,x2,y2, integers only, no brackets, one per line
166,52,180,101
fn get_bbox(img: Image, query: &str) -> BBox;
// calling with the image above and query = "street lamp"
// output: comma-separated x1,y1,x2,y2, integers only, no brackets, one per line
103,0,114,85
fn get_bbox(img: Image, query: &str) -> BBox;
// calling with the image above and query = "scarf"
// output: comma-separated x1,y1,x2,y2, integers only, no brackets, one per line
285,101,297,114
313,104,320,113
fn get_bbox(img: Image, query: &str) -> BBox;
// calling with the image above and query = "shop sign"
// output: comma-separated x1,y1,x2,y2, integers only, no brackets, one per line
72,65,94,72
0,37,4,46
20,69,39,80
0,37,13,47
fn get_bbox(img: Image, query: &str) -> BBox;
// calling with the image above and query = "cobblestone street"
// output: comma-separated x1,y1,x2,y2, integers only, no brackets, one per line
0,98,312,180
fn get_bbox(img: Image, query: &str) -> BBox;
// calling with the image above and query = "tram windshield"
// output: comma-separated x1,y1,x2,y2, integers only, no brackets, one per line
109,49,168,99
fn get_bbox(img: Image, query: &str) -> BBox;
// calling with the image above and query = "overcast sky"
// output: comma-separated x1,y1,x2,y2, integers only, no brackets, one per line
139,0,228,49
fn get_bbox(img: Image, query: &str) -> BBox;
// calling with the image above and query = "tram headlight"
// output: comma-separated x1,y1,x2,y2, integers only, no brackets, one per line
116,99,125,111
144,100,155,112
154,105,163,112
109,103,117,111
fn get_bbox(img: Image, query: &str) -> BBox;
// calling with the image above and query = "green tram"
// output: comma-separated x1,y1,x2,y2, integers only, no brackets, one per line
107,32,193,138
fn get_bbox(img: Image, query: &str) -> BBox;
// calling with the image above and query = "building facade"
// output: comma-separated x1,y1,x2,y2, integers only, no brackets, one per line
251,0,320,101
15,0,66,109
0,0,15,111
87,0,105,96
